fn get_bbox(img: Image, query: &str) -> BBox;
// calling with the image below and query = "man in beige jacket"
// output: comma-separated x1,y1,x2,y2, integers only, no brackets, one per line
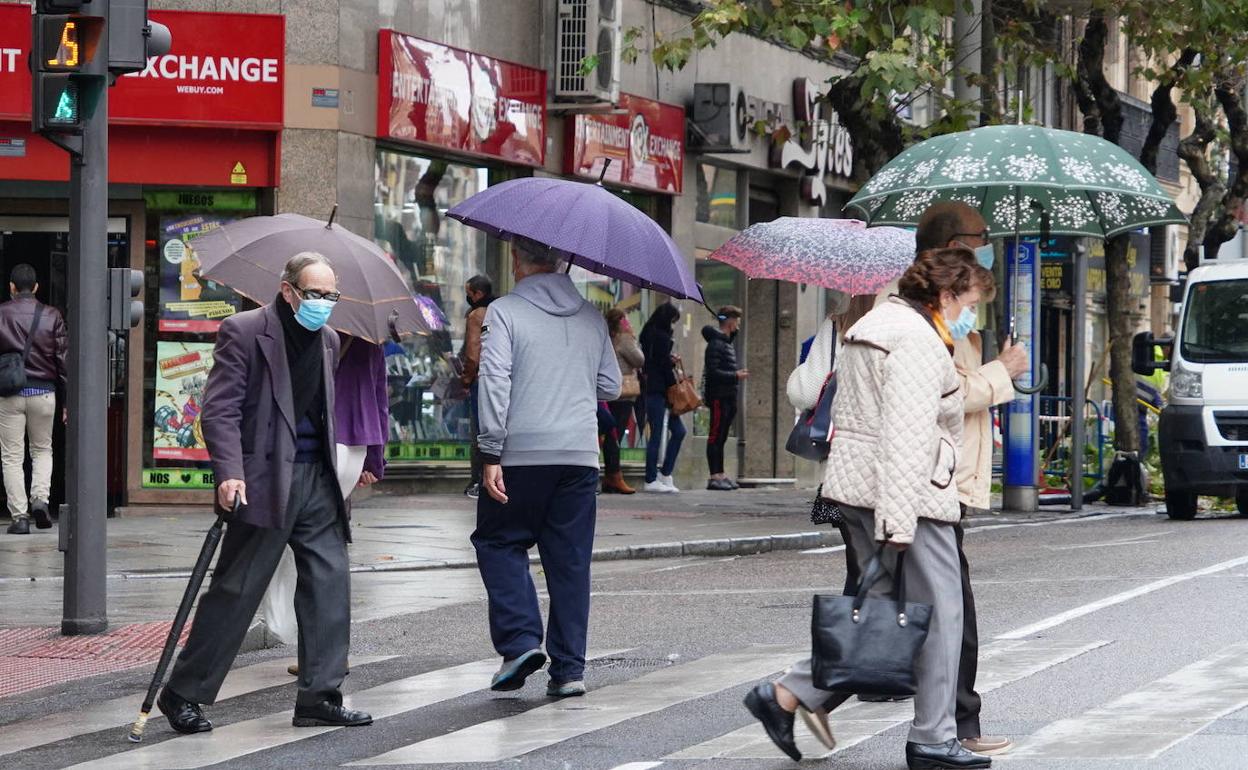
914,203,1026,756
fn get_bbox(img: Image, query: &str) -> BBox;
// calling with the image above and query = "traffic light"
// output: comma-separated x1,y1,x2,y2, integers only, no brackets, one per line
108,0,172,75
30,1,106,135
108,268,144,331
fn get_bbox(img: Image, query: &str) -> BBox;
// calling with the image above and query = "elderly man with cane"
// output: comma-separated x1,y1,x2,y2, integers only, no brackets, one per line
156,252,371,733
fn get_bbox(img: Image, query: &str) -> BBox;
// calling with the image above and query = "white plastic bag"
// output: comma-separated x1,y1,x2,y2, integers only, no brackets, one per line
258,547,298,645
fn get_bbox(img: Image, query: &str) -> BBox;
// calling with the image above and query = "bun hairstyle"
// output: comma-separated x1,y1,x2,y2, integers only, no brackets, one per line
898,247,996,308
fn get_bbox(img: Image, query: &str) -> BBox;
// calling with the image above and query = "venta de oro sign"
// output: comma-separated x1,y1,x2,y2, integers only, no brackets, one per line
769,78,854,206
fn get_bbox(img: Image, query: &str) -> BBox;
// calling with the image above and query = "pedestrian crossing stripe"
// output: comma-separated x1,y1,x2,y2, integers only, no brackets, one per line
1006,640,1248,760
666,638,1109,760
346,645,807,766
63,650,631,770
0,657,395,761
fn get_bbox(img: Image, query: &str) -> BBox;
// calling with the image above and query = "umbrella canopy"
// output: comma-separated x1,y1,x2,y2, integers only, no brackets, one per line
845,125,1186,239
708,218,916,295
447,176,702,301
190,213,429,345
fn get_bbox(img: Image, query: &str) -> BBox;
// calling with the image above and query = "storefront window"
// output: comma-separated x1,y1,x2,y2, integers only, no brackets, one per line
696,164,740,228
374,149,496,462
141,190,259,490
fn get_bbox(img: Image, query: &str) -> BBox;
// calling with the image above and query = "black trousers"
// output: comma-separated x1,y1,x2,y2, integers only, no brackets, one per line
705,396,736,475
166,462,350,707
954,518,981,738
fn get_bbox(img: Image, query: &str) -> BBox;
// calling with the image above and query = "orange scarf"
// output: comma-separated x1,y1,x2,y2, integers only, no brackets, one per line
930,309,955,355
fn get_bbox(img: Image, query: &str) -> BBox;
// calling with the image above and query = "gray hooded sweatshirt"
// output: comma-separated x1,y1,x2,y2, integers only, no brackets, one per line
477,272,621,468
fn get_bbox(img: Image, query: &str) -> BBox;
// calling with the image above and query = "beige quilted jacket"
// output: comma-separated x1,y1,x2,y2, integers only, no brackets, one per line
823,298,964,544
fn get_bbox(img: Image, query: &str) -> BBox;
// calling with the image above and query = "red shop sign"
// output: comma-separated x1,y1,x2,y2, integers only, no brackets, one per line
378,30,546,166
0,5,284,129
566,94,685,195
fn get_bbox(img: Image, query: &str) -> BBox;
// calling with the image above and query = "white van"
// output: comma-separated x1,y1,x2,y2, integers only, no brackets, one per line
1134,261,1248,519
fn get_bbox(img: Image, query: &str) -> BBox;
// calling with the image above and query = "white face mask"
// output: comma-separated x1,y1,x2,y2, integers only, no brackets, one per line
955,240,995,270
948,306,977,339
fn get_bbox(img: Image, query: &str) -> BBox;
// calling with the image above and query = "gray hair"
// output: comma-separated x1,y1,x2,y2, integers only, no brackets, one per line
282,251,334,286
512,236,561,272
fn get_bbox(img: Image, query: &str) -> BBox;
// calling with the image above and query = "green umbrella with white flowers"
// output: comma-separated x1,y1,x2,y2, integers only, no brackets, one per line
845,125,1186,238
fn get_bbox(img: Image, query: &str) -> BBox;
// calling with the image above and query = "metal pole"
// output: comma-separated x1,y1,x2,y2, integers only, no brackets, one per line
1070,242,1088,510
62,2,110,635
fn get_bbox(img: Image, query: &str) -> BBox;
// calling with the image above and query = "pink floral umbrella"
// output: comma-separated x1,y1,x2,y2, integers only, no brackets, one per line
708,218,915,295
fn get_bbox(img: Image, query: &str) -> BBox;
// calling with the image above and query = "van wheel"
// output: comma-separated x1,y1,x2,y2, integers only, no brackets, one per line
1165,489,1199,520
1238,492,1248,516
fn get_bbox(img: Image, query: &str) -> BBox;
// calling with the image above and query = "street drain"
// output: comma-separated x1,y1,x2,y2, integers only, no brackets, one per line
586,657,673,670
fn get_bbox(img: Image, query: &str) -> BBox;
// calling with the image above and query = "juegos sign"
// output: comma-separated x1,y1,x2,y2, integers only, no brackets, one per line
566,93,685,194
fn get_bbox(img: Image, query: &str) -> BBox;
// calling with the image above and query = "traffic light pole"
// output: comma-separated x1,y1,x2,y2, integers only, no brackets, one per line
61,3,109,636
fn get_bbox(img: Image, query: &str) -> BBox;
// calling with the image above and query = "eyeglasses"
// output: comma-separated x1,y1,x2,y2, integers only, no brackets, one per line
293,285,341,303
954,230,990,243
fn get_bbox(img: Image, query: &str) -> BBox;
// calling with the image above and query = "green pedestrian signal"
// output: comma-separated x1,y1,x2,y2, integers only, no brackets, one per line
53,82,78,123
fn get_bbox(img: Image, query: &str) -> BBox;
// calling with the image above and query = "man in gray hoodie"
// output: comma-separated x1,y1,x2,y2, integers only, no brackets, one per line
472,237,621,698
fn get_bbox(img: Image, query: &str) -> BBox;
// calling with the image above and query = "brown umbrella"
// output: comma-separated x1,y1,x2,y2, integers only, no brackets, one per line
189,210,429,344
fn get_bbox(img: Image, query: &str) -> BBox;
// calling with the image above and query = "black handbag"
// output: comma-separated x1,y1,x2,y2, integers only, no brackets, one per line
0,304,43,397
786,332,837,462
786,372,836,461
811,547,932,696
810,484,843,526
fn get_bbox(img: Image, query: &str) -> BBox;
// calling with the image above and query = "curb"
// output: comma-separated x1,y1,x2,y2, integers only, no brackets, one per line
350,528,844,573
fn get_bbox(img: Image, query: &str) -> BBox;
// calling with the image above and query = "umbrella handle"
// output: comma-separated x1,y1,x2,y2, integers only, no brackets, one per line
1013,363,1049,395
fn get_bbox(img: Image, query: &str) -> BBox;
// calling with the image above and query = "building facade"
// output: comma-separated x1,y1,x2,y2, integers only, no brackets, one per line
0,0,861,508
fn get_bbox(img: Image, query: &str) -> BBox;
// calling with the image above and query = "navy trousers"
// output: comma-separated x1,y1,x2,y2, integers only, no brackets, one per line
472,464,598,682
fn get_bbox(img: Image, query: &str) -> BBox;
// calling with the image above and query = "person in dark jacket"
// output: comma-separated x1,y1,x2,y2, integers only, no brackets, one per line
702,305,748,491
638,302,684,493
0,264,67,535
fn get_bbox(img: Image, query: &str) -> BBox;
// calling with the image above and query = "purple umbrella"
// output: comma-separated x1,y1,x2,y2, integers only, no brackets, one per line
708,218,916,295
190,212,429,345
447,176,702,300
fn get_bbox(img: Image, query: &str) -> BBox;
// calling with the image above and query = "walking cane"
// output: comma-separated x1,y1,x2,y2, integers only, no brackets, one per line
127,493,240,743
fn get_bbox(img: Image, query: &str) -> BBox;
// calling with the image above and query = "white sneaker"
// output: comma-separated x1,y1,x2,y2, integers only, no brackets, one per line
658,474,680,492
643,481,675,493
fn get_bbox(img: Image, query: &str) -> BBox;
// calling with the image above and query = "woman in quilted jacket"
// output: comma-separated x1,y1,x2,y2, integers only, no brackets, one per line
744,248,997,770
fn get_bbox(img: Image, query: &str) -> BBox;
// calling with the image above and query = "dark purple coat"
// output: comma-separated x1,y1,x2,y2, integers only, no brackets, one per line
201,303,343,531
333,337,388,479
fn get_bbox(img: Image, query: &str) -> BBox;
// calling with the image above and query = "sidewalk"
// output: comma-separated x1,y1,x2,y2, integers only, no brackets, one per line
0,487,1159,701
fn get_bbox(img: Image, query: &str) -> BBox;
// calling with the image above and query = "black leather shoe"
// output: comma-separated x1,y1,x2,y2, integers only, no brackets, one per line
292,700,373,727
906,739,991,769
743,683,801,761
31,502,52,529
157,687,212,734
6,517,30,535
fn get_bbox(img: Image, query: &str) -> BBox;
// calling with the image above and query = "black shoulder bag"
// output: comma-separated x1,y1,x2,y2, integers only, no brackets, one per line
785,327,837,462
811,547,932,696
0,304,44,397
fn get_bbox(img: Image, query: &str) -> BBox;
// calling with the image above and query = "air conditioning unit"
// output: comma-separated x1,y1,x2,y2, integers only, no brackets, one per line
555,0,621,104
690,83,751,153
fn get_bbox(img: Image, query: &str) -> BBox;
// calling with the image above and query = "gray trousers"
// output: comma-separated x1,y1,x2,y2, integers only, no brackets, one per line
167,462,350,707
778,503,963,745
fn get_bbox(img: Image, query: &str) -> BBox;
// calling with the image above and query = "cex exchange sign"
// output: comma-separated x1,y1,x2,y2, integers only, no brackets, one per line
0,5,284,129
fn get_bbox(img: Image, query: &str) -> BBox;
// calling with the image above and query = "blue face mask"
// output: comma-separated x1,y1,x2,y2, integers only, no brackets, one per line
948,306,977,340
294,297,335,331
972,244,995,270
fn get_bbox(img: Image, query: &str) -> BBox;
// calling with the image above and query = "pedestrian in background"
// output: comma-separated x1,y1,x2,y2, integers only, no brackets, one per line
909,202,1025,756
744,248,995,770
159,252,371,734
702,305,748,491
602,308,644,494
786,290,875,593
0,264,66,535
461,274,495,499
639,302,685,493
472,237,620,698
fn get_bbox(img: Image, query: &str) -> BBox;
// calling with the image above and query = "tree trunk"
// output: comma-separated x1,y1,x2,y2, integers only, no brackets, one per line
1204,82,1248,259
1177,101,1222,272
1075,13,1137,454
1139,49,1196,175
